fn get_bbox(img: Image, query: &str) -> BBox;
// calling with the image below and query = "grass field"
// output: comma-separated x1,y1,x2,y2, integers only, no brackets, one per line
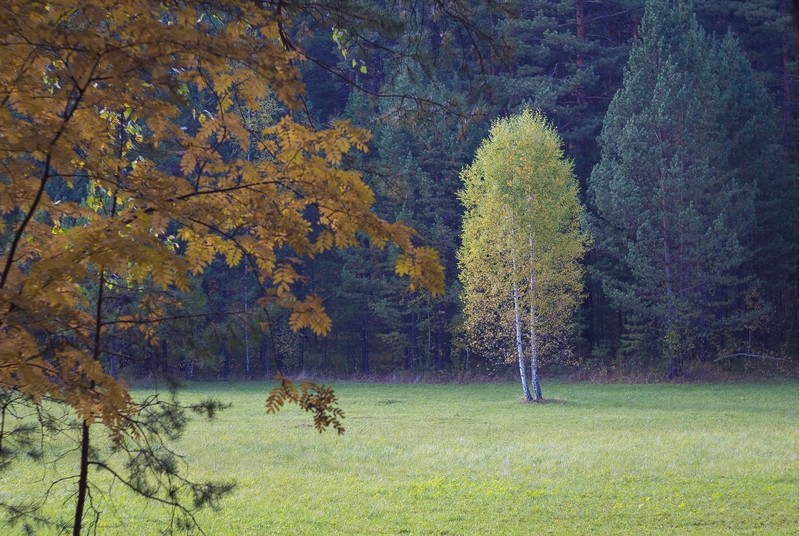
3,381,799,534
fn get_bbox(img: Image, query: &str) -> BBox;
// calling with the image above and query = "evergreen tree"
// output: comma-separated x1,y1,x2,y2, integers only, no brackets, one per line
589,0,781,372
694,0,797,153
492,0,643,181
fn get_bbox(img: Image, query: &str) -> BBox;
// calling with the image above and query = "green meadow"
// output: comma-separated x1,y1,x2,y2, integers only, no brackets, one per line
3,381,799,534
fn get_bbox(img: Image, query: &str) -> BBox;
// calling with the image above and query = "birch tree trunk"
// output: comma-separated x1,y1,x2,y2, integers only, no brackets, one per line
512,236,533,401
529,230,543,401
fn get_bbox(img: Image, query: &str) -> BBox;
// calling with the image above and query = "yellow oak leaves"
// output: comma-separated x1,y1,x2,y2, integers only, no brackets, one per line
0,1,443,433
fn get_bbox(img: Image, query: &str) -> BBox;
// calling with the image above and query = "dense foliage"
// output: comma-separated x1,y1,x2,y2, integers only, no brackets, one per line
0,0,445,532
459,110,588,400
1,0,797,531
589,0,785,375
2,0,793,379
262,0,797,378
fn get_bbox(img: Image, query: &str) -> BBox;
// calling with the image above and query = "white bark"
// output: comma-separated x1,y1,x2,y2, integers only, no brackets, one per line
528,230,542,401
511,233,532,401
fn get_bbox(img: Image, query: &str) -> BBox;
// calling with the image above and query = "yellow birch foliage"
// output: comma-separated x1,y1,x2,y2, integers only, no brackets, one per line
0,1,443,432
458,110,588,363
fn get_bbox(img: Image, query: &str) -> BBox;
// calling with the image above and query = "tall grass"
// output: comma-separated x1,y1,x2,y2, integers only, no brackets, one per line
3,381,798,534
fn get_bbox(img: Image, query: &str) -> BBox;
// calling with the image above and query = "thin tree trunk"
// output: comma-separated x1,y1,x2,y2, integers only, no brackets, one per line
660,174,681,378
75,264,108,535
782,0,794,146
160,339,168,375
410,311,419,370
0,400,6,454
73,421,90,536
75,145,122,532
528,231,543,401
426,301,432,370
436,312,445,371
794,0,799,56
698,315,707,363
221,342,230,378
243,263,250,376
259,337,268,378
575,0,586,106
109,350,118,379
299,336,305,371
512,240,532,401
361,327,369,374
361,301,369,374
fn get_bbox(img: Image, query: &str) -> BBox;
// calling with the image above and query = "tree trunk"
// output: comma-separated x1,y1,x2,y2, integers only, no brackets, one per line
360,301,370,373
259,338,268,378
513,280,532,401
75,253,112,535
244,329,251,376
409,311,419,370
73,421,90,536
512,243,533,401
221,343,230,379
793,0,799,56
782,0,794,147
698,315,707,363
435,312,445,371
243,264,250,376
299,336,305,372
528,231,543,401
426,304,432,370
109,351,118,380
361,327,369,374
575,0,586,106
659,173,682,378
160,339,168,375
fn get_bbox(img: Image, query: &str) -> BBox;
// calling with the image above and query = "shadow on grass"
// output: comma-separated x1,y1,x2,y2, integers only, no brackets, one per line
518,397,566,404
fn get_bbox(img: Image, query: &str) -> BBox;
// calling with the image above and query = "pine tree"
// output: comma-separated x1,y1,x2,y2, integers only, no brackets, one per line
589,0,781,372
492,0,643,181
694,0,797,153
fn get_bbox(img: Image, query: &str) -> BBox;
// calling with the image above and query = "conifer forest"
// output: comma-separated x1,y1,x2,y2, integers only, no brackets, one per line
1,0,798,534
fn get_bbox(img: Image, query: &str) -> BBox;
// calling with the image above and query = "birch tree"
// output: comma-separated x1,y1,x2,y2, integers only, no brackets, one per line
458,110,588,401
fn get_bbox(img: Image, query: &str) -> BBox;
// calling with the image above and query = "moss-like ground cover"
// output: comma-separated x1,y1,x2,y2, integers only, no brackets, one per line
3,381,798,534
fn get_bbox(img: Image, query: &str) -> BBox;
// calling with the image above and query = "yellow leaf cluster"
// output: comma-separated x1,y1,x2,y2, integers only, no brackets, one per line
395,247,446,295
288,295,333,336
0,0,443,435
266,374,345,434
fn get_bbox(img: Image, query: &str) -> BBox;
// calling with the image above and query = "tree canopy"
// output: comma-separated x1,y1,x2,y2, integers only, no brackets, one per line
1,0,798,531
459,109,588,400
588,0,786,373
0,1,444,532
0,0,443,431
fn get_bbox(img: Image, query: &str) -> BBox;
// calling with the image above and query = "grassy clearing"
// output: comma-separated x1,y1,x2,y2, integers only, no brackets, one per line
3,381,798,534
